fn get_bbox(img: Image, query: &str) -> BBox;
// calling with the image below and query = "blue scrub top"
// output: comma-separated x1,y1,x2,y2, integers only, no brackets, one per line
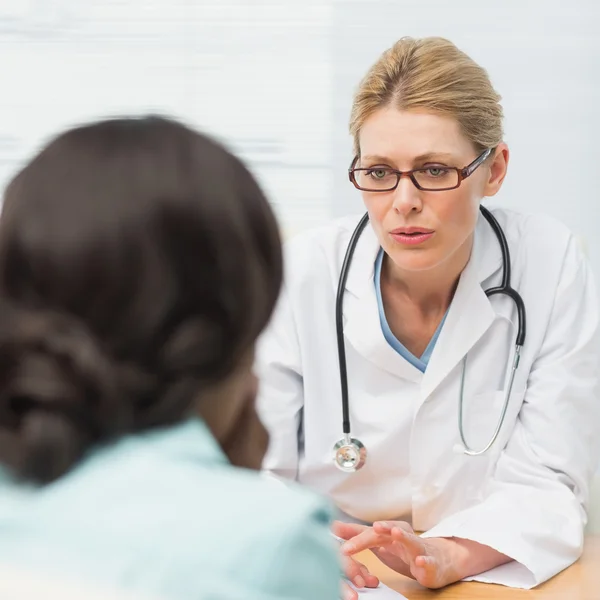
374,247,447,371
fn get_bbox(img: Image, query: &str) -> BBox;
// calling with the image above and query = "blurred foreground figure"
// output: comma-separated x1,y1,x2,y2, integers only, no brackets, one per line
0,116,340,600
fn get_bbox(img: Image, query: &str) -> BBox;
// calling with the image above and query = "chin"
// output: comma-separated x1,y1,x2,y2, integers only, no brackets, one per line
388,249,443,273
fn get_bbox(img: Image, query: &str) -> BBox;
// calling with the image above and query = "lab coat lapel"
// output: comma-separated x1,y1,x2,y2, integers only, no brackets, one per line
420,211,503,400
342,220,422,383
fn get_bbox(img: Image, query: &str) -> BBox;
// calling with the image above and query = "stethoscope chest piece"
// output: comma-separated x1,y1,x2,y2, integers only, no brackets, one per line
333,435,367,472
332,207,526,466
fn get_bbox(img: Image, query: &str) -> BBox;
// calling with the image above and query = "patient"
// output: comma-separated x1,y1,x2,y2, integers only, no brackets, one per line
0,116,340,599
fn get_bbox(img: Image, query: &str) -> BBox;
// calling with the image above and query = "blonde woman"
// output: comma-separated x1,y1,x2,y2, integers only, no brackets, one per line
257,37,600,596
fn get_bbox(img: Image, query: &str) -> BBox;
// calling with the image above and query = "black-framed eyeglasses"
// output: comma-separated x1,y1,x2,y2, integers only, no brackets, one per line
348,148,493,192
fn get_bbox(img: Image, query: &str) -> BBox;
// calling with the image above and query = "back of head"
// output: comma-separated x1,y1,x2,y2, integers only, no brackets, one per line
350,36,503,154
0,116,282,484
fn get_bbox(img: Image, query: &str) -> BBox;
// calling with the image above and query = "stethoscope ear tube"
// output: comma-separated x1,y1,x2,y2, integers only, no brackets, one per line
332,207,527,470
335,212,370,436
332,212,370,473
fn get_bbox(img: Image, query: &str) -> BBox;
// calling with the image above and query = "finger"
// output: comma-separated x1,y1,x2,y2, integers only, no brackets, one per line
356,563,380,588
373,539,413,566
391,527,426,562
373,521,414,535
332,520,369,541
373,521,392,535
415,555,435,569
340,528,392,555
361,567,380,589
342,555,379,588
341,580,358,600
411,555,440,588
341,556,367,588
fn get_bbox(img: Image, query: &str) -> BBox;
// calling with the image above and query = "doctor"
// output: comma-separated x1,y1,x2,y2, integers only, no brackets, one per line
256,35,600,594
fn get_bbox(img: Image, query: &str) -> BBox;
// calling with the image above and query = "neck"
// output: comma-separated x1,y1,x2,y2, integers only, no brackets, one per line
382,236,474,315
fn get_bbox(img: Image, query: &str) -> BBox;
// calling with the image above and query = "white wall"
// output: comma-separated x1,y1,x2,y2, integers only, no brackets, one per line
0,0,332,235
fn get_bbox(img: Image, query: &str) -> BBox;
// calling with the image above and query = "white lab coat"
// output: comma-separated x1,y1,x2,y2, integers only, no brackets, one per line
256,205,600,589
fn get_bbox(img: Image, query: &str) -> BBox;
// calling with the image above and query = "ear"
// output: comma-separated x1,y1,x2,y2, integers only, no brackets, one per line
482,143,509,197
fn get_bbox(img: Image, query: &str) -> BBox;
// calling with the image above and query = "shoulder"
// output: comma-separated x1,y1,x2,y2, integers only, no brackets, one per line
284,213,364,252
281,213,365,286
171,469,341,599
235,476,340,598
485,205,584,272
46,447,340,599
487,205,578,251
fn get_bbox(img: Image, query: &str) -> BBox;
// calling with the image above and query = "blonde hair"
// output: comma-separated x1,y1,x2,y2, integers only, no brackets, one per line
350,37,503,155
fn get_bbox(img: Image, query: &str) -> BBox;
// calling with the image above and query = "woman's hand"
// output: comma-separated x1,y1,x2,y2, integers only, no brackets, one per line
336,520,511,590
340,554,381,600
331,522,380,600
337,520,461,588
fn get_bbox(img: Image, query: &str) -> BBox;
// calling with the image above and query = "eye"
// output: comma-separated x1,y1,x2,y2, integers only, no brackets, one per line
425,167,449,177
366,168,391,180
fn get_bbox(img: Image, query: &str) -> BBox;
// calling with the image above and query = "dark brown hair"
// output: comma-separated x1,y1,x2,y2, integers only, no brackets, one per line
0,115,282,484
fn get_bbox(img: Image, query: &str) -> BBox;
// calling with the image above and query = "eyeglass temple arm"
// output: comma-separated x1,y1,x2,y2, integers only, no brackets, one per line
462,148,493,178
348,156,359,177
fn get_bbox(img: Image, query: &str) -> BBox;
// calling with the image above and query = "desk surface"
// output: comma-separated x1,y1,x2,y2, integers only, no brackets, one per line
359,535,599,599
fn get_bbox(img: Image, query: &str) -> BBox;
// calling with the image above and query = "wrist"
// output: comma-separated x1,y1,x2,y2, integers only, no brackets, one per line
436,537,511,581
430,536,471,583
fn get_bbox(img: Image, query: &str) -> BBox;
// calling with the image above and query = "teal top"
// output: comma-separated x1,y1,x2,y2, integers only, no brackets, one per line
0,418,340,599
375,248,447,371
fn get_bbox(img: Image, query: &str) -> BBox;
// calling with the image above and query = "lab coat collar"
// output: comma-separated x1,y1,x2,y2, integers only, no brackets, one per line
421,210,505,399
342,217,422,382
344,209,503,295
341,209,504,388
471,207,504,285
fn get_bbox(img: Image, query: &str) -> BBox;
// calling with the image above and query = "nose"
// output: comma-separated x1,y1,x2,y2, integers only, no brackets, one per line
392,176,422,216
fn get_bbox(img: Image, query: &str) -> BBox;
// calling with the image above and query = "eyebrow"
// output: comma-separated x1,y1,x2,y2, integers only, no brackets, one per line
361,152,456,165
413,152,456,162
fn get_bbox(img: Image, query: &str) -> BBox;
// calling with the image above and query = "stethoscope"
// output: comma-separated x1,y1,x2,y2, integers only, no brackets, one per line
332,205,526,472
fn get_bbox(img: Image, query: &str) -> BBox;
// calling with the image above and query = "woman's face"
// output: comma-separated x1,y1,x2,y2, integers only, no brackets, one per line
357,107,508,276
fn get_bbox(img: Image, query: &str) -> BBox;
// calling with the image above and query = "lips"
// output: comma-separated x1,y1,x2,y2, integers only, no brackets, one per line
389,228,435,246
390,227,434,235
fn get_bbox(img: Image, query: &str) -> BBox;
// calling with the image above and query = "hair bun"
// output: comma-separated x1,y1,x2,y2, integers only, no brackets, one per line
0,307,122,482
